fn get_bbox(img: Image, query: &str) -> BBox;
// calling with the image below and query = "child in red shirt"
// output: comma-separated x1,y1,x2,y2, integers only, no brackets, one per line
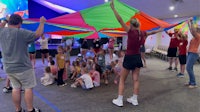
177,33,188,77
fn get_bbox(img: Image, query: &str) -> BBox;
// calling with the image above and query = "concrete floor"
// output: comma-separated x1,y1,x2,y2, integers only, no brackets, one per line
1,56,200,112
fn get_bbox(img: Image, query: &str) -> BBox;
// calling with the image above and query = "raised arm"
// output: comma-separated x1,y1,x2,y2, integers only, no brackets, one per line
147,28,163,36
48,35,52,41
165,30,174,37
110,0,129,32
35,16,46,38
188,19,200,38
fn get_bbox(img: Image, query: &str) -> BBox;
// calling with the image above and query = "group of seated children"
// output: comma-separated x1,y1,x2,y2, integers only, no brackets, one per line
40,48,125,90
71,61,105,89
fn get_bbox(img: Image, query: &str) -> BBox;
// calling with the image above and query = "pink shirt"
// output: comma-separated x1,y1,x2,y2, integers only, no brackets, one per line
50,65,58,76
91,71,100,87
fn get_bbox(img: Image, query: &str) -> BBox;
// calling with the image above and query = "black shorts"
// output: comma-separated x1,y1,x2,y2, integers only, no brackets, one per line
40,49,49,54
123,54,143,70
167,48,178,57
179,55,187,65
29,51,36,54
140,45,145,53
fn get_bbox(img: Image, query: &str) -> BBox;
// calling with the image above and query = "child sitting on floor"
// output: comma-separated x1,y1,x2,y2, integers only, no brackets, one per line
87,59,94,71
102,61,116,85
70,60,81,80
50,60,58,81
41,66,54,86
90,63,101,87
71,62,93,90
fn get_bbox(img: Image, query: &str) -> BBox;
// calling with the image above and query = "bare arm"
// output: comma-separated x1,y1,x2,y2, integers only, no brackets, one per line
0,20,7,28
165,30,169,34
147,28,163,36
110,0,129,32
188,19,199,38
35,16,46,38
0,15,9,28
165,30,175,38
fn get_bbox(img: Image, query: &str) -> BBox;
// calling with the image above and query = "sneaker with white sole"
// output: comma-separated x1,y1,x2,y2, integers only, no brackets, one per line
176,73,184,78
127,97,138,106
184,83,190,86
16,107,25,112
71,84,77,88
188,85,198,89
29,108,41,112
112,98,123,107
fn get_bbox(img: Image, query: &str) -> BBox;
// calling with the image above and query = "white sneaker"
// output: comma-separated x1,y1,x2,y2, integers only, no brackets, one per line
112,98,123,107
127,97,138,106
70,84,77,88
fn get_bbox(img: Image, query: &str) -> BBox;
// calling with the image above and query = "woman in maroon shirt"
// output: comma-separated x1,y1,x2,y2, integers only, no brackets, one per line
110,0,163,107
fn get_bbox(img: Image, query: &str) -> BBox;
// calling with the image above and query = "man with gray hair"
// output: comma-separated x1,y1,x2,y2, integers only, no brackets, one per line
0,14,46,112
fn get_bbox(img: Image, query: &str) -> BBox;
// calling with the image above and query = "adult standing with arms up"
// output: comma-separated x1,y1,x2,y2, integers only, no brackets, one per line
36,34,51,65
186,19,200,88
0,14,45,112
110,0,163,107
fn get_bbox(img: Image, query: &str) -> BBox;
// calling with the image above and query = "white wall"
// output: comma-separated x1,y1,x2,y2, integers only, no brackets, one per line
122,17,198,50
145,17,194,49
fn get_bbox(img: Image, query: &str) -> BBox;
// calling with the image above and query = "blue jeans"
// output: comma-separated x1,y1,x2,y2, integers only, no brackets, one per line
186,52,199,85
